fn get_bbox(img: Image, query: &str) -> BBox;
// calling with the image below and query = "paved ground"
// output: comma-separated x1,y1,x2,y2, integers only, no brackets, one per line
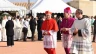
0,40,96,54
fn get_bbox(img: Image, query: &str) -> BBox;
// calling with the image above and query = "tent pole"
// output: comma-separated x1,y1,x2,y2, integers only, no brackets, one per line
28,0,30,10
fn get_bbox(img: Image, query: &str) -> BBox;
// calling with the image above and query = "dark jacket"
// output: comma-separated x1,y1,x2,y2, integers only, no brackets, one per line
5,20,14,36
93,20,96,33
29,19,36,30
37,19,43,31
57,20,62,29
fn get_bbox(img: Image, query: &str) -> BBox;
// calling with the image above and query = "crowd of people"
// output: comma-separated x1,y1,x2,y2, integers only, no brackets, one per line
0,15,44,46
0,7,96,54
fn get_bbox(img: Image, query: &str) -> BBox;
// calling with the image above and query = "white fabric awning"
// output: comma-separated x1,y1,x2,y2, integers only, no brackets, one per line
18,6,27,17
17,6,26,11
31,0,76,13
0,7,20,11
30,0,42,9
0,0,20,11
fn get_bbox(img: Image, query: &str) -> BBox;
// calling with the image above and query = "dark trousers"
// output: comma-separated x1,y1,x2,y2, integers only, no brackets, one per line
7,35,14,46
38,30,42,40
31,29,35,41
22,27,28,41
57,30,61,40
93,33,96,42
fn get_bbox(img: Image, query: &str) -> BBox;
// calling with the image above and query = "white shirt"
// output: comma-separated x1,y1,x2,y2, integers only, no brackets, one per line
23,20,29,28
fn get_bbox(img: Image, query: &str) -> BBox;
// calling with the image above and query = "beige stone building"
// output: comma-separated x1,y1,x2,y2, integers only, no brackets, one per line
68,0,96,16
13,2,34,9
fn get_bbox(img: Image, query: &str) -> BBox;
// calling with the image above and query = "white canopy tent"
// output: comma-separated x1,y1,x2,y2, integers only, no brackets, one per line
31,0,76,17
30,0,42,9
0,0,27,16
0,0,20,11
18,6,27,17
26,0,42,14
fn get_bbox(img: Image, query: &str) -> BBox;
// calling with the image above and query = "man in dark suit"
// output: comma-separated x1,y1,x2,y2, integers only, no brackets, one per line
92,16,96,42
57,16,62,40
29,16,36,41
37,16,43,41
5,16,14,47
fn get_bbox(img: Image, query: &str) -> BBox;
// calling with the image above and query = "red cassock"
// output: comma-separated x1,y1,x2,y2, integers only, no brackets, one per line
41,18,58,54
41,18,58,31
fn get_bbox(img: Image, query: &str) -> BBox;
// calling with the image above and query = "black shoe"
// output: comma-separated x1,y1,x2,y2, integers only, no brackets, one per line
11,45,13,47
38,39,42,41
31,39,36,42
15,39,19,41
23,40,27,41
92,41,95,42
31,39,34,41
7,45,12,47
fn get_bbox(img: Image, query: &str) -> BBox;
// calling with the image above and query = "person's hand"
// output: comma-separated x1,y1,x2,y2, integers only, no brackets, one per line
43,32,47,35
73,28,78,34
61,28,68,31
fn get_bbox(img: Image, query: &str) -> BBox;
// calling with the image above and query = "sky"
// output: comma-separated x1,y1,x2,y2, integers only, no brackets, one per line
8,0,71,3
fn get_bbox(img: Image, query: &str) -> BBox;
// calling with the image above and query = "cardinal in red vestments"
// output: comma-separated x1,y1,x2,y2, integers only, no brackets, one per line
41,10,58,54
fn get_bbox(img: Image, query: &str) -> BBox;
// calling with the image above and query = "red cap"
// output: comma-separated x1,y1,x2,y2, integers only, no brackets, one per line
45,11,52,14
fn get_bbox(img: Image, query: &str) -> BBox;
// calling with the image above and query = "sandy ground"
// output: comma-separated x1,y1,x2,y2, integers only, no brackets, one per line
0,40,96,54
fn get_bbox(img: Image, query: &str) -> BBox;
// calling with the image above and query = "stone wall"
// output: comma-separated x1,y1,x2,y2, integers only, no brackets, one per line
68,1,96,16
93,1,96,16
